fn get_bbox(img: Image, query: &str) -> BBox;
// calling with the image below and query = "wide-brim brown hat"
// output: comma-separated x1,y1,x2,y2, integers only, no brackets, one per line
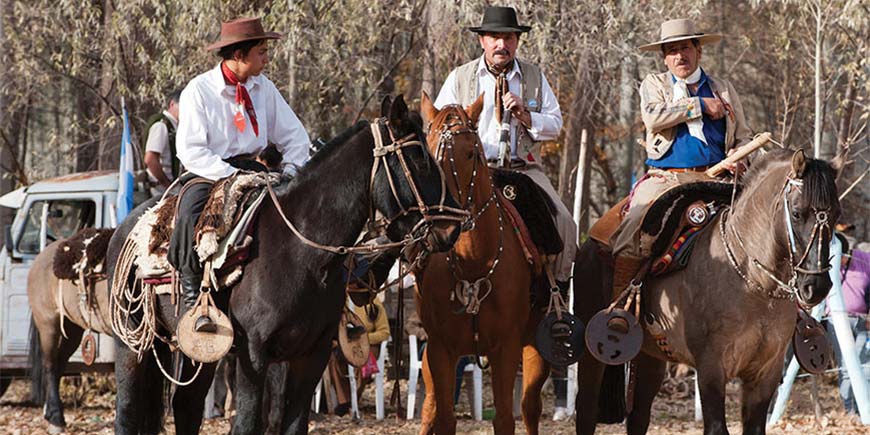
468,6,531,34
638,18,722,52
205,17,282,51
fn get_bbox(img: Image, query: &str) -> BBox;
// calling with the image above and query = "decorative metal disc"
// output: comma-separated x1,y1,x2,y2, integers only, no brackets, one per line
177,299,234,364
80,332,96,366
792,314,831,375
338,309,370,368
502,185,517,201
585,308,643,365
535,311,585,366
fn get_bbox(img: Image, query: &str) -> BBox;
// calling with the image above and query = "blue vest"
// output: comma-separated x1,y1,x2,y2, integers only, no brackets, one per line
647,70,726,169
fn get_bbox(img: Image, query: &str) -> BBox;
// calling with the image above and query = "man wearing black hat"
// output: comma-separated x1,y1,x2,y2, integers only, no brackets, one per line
171,17,310,332
434,6,576,289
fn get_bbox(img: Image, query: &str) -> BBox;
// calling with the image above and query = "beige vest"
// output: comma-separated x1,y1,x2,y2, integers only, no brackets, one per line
454,57,544,162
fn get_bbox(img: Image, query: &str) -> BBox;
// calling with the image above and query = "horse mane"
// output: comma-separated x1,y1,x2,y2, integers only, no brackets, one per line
740,148,838,210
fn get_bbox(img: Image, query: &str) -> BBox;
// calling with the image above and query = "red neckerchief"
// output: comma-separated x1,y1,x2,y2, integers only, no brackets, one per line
221,62,259,136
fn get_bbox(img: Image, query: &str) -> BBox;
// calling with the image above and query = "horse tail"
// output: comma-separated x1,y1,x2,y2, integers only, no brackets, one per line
596,364,625,424
28,320,46,405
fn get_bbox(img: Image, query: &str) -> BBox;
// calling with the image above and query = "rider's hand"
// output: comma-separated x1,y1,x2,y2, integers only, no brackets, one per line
723,148,746,174
503,92,531,127
701,97,727,120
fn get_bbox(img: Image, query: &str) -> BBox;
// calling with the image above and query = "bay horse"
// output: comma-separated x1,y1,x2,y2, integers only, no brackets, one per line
105,95,464,435
27,234,112,434
415,93,550,434
574,148,841,435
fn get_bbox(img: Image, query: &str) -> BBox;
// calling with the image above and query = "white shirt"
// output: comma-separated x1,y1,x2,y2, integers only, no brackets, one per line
145,110,178,182
434,57,563,160
176,63,311,180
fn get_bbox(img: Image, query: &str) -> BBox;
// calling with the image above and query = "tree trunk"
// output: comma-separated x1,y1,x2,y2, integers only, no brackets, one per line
97,0,116,170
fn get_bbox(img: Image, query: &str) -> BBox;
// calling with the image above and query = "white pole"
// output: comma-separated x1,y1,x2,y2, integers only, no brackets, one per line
566,129,588,416
768,237,870,425
824,236,870,423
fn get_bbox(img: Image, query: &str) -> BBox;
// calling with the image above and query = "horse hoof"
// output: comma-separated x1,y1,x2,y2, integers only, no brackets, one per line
48,424,65,434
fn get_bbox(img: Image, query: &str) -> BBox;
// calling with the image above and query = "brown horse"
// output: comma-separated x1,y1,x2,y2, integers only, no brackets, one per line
574,149,841,435
27,235,113,434
415,93,550,434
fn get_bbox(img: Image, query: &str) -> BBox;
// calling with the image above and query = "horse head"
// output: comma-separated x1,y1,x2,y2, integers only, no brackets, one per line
371,94,464,255
420,92,486,214
782,149,841,306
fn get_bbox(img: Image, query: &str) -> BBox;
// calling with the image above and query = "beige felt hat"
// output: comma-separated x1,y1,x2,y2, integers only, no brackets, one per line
638,18,722,52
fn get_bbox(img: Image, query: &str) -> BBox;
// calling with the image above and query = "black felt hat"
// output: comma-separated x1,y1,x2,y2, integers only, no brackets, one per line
468,6,531,34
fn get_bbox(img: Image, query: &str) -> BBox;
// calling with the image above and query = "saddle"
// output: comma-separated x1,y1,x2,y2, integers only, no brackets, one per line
491,168,563,257
131,172,282,292
589,180,736,274
53,228,115,281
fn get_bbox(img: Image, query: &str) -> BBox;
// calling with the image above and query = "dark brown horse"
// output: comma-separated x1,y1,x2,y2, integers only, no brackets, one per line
27,232,113,434
106,96,463,435
415,94,550,434
574,149,840,435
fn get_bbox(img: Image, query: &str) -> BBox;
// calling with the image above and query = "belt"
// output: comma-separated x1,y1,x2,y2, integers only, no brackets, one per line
661,165,712,173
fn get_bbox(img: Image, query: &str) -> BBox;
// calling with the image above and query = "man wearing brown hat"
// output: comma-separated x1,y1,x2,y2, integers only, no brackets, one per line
434,5,576,289
171,17,310,332
608,19,753,308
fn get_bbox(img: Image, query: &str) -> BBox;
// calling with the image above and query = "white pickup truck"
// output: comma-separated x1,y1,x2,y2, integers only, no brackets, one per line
0,170,132,397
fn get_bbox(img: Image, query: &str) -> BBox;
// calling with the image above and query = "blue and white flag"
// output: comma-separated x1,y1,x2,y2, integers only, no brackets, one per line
116,100,135,224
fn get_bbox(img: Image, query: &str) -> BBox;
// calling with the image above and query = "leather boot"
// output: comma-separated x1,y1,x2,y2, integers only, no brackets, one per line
608,254,644,333
180,274,217,333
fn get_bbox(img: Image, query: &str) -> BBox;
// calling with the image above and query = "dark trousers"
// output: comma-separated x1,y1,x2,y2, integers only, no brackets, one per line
167,178,214,278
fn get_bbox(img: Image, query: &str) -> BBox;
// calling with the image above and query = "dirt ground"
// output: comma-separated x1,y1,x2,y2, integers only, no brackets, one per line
1,370,867,434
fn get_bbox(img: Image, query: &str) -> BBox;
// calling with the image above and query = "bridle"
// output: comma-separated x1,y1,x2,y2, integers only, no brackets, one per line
721,174,833,304
267,117,468,257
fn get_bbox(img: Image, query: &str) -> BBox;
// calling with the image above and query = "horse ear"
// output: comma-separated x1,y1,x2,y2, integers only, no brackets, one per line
390,94,408,124
380,95,393,118
790,149,807,178
466,93,485,125
420,91,439,125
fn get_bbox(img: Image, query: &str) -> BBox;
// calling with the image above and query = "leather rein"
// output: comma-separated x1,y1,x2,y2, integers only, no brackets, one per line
266,117,468,256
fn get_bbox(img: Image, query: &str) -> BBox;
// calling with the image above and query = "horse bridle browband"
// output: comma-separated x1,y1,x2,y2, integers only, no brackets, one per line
721,174,833,303
267,117,468,256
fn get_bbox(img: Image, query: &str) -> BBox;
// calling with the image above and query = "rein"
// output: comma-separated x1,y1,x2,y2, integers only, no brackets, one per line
721,173,833,303
266,118,467,256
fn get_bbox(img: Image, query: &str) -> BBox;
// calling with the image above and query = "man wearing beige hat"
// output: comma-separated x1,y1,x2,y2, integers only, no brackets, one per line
434,5,575,290
607,18,752,307
171,17,310,332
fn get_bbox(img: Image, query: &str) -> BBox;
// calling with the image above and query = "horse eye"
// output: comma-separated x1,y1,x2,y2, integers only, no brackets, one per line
791,209,802,220
466,150,475,159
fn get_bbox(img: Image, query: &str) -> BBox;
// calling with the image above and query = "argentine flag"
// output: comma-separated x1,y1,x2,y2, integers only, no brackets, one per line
116,100,135,224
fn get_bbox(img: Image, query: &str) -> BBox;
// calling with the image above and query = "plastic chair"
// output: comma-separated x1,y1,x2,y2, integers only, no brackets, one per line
349,339,390,420
407,334,482,420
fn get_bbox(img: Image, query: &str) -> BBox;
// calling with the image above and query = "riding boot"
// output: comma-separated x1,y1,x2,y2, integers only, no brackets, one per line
608,254,644,333
180,274,217,333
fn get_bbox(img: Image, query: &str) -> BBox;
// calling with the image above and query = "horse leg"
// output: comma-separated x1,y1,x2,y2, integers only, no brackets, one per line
740,370,781,435
625,353,667,435
41,320,83,433
490,342,523,435
264,362,288,435
171,355,218,435
114,337,149,435
280,335,333,435
575,352,607,435
231,340,267,435
520,344,549,435
422,341,457,435
418,344,437,435
697,362,729,435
